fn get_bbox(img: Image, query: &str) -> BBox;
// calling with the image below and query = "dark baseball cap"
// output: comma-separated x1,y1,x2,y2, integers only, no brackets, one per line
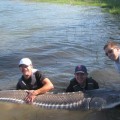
75,65,87,74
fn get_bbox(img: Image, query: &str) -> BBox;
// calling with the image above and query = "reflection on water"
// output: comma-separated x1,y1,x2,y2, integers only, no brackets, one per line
90,68,120,90
0,102,120,120
0,0,120,119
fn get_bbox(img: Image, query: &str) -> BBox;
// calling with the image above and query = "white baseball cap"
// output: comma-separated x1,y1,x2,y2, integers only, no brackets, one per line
19,58,32,66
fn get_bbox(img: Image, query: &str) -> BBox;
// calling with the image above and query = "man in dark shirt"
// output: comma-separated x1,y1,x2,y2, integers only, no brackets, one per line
66,65,99,92
17,58,54,103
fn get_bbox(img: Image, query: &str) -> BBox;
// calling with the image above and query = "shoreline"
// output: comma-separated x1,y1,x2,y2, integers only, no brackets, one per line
25,0,120,15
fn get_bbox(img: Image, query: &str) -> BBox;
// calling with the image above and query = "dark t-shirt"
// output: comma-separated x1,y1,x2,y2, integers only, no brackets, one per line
66,77,99,92
16,71,45,90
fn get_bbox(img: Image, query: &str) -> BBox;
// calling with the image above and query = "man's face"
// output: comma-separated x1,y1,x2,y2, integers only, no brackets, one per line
75,72,87,84
104,47,119,61
19,64,32,79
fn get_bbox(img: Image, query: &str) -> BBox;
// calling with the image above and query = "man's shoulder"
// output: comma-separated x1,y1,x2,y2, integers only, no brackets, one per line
87,77,96,82
34,69,46,81
70,78,77,84
70,78,76,81
18,76,24,82
34,69,43,75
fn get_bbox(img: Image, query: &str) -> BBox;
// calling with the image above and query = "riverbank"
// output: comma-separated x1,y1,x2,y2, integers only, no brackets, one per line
26,0,120,14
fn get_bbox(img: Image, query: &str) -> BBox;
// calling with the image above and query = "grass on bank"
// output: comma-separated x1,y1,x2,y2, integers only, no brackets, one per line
26,0,102,5
98,0,120,14
26,0,120,14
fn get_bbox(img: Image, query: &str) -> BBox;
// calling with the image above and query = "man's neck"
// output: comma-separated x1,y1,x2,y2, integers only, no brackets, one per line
115,55,120,63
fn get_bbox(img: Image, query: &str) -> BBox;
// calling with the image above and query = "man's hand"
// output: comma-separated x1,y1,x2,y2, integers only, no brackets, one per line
24,90,37,104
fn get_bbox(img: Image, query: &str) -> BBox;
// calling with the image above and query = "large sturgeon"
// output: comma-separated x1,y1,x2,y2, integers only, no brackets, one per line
0,89,120,110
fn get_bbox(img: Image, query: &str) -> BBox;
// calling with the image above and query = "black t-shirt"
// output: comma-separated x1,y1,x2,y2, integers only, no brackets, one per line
66,77,99,92
16,71,45,90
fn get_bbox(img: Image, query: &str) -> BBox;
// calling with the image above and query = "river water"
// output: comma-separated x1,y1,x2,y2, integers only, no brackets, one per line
0,0,120,119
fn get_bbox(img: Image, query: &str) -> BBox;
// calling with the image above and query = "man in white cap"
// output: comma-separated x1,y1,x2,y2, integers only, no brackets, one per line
16,58,54,103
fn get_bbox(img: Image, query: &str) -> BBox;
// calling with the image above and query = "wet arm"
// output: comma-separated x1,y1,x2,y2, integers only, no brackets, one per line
33,78,54,96
24,78,54,103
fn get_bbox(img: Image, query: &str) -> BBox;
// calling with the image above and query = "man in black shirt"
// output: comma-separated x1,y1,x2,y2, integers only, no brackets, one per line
17,58,54,103
66,65,99,92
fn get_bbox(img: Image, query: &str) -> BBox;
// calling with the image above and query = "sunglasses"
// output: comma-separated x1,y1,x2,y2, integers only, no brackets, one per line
105,49,114,56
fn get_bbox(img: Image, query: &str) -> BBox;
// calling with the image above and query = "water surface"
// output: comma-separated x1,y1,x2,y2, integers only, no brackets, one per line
0,0,120,119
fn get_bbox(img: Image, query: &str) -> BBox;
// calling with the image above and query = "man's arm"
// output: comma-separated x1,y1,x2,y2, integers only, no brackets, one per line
25,78,54,103
33,78,54,95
